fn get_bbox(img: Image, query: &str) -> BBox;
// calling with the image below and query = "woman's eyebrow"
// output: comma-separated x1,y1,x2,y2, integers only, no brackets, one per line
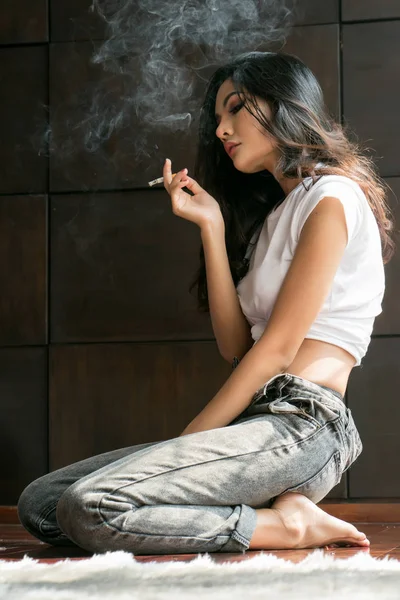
215,91,239,119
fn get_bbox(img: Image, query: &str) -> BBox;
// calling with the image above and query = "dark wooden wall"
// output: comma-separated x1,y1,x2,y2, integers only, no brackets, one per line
0,0,399,504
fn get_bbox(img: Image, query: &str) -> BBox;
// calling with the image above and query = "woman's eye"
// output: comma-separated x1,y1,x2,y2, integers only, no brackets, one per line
230,102,244,115
215,102,244,126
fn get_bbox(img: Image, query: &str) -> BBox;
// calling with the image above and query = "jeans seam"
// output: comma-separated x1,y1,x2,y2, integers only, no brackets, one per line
96,420,334,533
282,449,341,495
231,530,251,546
37,501,70,540
37,502,57,534
334,413,361,473
332,414,347,453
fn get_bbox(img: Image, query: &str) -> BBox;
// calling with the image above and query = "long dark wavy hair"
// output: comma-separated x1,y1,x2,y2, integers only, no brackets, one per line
189,51,396,312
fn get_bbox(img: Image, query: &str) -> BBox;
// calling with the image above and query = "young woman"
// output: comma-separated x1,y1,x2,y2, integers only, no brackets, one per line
18,52,395,555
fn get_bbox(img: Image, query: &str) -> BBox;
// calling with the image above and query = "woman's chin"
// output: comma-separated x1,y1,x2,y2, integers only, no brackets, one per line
231,157,252,173
233,160,263,175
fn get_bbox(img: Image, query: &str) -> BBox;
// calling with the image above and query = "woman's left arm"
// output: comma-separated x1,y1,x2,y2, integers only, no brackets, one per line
180,196,349,435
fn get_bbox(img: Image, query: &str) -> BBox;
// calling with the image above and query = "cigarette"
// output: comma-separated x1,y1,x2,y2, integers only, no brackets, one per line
148,173,177,187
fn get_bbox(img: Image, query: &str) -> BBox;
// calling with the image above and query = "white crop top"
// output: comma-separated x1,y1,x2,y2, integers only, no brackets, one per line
236,174,385,367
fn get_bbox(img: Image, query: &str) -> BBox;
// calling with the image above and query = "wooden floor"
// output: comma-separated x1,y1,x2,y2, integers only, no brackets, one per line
1,503,400,564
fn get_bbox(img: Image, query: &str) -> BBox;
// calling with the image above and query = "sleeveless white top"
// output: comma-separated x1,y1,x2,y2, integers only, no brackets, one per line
236,175,385,367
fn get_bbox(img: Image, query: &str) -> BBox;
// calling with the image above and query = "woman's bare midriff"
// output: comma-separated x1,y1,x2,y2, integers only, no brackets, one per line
284,338,356,398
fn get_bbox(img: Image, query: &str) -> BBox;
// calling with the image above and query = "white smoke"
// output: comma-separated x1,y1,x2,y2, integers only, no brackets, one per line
37,0,297,177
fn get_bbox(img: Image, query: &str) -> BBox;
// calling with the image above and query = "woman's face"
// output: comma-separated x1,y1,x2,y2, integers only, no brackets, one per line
214,79,279,174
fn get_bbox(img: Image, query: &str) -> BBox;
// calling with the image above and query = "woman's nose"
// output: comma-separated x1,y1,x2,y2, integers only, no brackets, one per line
216,120,233,140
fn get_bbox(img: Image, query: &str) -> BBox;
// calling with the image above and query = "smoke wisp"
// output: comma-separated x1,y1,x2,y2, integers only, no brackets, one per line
39,0,297,180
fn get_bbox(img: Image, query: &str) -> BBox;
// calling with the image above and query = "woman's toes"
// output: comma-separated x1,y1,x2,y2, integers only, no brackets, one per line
360,537,370,546
354,530,370,543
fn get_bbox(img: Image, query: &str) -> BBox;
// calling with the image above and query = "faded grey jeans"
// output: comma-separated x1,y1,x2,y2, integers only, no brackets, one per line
18,373,362,555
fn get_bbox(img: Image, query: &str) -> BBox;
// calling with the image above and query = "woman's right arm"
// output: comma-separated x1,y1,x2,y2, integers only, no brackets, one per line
201,220,254,363
162,159,253,363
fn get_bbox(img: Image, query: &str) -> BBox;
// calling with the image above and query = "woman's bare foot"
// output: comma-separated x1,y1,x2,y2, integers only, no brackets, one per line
271,492,370,549
249,492,370,550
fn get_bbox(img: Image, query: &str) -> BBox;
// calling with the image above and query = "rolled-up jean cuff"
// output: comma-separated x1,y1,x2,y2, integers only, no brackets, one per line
218,504,257,553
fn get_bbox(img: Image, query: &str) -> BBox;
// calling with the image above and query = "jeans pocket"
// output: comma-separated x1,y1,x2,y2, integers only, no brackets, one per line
265,395,323,429
278,393,343,429
280,451,342,504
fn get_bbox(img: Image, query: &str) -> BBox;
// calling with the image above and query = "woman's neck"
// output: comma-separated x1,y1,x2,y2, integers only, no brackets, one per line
277,176,303,197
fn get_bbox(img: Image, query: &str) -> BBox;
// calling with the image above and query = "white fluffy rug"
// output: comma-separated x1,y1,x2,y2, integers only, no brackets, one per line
1,550,400,600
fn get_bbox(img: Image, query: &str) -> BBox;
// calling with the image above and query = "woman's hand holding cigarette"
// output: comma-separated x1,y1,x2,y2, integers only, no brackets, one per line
163,159,223,230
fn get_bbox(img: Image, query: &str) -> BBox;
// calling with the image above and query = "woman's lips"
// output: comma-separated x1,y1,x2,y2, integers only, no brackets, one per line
228,144,241,157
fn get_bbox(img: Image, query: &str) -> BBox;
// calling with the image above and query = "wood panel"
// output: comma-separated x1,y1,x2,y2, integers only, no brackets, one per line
50,190,212,342
49,42,197,192
321,501,400,523
0,507,20,524
290,0,339,25
50,0,340,42
342,0,400,21
49,342,231,470
347,338,400,497
0,347,47,505
373,178,400,335
281,24,340,119
50,0,105,42
0,195,47,346
343,21,400,177
0,0,47,44
0,45,48,194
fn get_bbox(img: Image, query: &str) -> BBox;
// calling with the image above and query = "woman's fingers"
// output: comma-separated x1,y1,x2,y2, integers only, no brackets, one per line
163,159,190,193
170,170,189,193
163,158,173,190
182,176,203,195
